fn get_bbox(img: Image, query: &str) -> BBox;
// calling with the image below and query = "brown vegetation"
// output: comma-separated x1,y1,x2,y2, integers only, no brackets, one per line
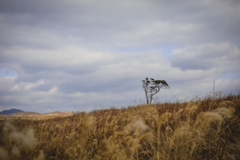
0,93,240,160
0,111,73,121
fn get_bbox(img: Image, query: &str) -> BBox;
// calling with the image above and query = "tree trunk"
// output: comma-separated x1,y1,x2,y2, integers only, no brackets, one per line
145,90,149,104
149,94,153,105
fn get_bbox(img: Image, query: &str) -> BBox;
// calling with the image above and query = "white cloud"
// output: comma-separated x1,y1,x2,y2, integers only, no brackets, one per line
10,79,45,91
10,85,20,91
49,86,58,94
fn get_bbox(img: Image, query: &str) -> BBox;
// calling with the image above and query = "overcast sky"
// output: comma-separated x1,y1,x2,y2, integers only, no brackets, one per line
0,0,240,113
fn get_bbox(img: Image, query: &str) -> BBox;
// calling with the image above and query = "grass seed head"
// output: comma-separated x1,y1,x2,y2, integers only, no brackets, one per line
214,106,235,119
125,117,149,134
9,128,38,150
194,111,223,131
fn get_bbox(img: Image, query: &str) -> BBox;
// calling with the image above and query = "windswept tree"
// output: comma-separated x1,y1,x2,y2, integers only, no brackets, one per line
142,77,170,104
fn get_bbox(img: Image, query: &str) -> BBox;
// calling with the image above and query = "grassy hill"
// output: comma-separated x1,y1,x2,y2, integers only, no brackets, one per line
0,93,239,160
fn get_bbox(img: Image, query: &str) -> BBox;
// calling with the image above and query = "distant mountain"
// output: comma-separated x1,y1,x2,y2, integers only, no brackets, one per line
0,108,24,115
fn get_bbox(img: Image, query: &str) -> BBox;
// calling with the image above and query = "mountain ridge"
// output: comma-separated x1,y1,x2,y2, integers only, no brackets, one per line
0,108,24,115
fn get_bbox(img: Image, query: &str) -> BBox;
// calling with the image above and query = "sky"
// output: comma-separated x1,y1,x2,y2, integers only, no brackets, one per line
0,0,240,113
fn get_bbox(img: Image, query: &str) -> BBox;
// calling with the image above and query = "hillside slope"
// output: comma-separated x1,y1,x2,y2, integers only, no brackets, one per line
0,93,239,160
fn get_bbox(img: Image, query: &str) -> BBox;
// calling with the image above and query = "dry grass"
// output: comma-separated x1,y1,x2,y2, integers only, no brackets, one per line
0,92,240,160
0,111,73,121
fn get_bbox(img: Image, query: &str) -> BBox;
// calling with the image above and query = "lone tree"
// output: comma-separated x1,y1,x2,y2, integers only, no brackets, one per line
142,77,170,105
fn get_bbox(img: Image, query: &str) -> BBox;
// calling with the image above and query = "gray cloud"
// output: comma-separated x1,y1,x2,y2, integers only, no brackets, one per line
0,0,240,113
171,42,240,71
1,0,240,48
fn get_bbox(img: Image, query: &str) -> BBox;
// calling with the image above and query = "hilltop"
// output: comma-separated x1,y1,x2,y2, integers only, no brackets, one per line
0,108,24,114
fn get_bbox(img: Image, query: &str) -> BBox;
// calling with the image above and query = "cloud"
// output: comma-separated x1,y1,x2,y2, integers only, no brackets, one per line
0,44,239,113
49,86,58,94
10,79,45,91
171,42,240,71
0,0,239,113
1,0,240,49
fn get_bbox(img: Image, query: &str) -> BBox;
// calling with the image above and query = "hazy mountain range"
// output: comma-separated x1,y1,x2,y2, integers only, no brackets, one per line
0,108,24,114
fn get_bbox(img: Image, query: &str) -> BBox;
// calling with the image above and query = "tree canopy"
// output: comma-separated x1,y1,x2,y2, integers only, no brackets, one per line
142,77,170,104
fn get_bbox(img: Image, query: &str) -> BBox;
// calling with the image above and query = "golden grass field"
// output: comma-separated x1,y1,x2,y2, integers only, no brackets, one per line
0,111,74,121
0,92,240,160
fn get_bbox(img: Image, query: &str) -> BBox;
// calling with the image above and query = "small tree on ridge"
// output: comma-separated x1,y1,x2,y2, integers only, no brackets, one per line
142,77,170,104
